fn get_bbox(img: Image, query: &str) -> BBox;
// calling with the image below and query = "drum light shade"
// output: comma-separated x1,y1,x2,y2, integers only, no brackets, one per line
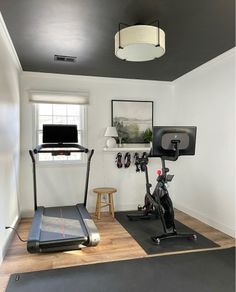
115,24,165,62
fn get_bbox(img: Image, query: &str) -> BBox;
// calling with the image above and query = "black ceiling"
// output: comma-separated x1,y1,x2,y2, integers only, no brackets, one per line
0,0,235,81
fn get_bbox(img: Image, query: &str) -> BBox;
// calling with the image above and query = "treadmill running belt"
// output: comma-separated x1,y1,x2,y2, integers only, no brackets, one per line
40,206,87,241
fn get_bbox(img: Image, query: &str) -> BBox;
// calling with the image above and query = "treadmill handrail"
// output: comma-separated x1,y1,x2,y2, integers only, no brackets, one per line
34,143,88,154
29,144,94,211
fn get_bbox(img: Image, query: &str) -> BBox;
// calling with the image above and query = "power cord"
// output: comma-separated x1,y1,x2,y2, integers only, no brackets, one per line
5,226,27,242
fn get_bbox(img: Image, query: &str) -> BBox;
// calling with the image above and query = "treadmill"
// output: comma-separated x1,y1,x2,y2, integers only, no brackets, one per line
27,124,100,253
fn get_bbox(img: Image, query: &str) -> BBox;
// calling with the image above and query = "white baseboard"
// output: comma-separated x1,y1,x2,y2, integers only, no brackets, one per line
2,215,21,261
174,203,236,238
21,210,34,218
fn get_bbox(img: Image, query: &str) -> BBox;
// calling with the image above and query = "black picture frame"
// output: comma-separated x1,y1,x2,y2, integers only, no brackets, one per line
111,100,154,144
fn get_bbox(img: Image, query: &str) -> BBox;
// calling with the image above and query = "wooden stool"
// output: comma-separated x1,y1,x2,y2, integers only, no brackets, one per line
93,187,117,219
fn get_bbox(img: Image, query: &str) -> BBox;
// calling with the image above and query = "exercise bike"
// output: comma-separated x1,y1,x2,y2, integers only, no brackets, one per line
134,126,198,244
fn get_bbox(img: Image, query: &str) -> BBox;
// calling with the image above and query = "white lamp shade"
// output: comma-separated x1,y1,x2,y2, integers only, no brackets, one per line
105,126,118,137
115,25,165,62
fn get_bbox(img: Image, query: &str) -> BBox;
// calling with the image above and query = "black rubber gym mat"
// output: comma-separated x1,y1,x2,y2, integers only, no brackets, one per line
6,248,235,292
115,210,219,254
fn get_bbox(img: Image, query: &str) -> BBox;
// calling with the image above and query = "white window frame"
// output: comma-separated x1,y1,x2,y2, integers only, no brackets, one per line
33,103,88,166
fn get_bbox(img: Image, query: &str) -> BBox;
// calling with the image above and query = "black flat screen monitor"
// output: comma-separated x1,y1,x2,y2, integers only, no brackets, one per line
151,126,197,157
43,124,78,143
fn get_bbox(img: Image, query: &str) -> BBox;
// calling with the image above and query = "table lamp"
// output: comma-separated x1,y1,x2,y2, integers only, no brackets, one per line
105,126,118,148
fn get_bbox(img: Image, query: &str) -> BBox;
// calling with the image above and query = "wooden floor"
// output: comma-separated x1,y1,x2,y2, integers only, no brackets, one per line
0,210,234,291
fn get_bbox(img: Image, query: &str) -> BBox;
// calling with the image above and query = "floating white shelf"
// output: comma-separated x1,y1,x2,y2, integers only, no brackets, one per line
103,144,151,152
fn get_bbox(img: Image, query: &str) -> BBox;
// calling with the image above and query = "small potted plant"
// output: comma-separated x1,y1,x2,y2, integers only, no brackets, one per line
143,128,153,146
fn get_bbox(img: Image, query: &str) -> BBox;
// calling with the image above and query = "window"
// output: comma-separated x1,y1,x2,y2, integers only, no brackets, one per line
35,103,87,162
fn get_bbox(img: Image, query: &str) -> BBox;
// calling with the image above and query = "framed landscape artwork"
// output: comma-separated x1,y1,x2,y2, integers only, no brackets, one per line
111,100,153,144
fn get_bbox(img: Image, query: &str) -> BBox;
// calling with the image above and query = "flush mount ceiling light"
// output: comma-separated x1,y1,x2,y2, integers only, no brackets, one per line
114,20,165,62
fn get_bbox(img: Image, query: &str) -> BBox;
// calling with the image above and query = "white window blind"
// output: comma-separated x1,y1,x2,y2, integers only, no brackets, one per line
29,90,89,105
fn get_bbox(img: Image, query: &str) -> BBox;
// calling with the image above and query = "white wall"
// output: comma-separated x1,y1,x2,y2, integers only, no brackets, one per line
20,72,174,216
0,14,21,262
172,48,235,237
